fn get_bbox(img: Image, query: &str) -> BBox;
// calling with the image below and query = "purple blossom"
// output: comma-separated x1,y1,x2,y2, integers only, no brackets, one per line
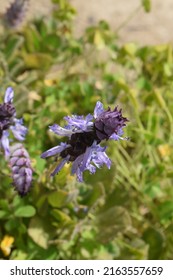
4,0,29,28
94,101,128,141
0,87,27,157
9,143,32,196
41,101,129,181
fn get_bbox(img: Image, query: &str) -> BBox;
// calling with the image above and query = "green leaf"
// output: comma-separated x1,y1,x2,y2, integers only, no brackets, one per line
0,210,9,219
35,156,46,173
0,199,9,210
51,209,72,224
43,34,61,50
48,190,76,208
14,206,36,217
142,0,151,12
95,206,132,242
82,184,104,206
157,201,173,223
5,35,24,60
123,43,137,56
12,195,24,208
45,95,56,106
136,77,152,90
94,30,105,49
11,250,27,260
144,183,163,199
22,53,53,70
5,219,20,231
24,25,41,52
28,218,50,249
163,63,172,77
143,227,164,259
117,238,148,260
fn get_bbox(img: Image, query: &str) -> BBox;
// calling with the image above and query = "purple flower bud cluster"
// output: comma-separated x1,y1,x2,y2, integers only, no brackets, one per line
9,143,32,196
4,0,29,28
41,101,129,182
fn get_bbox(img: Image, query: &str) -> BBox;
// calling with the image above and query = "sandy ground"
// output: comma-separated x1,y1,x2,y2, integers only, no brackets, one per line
70,0,173,45
1,0,173,45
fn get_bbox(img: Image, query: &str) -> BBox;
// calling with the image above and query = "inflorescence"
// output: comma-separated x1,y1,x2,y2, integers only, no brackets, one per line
9,143,33,196
41,101,129,182
0,87,32,196
4,0,29,28
0,87,27,157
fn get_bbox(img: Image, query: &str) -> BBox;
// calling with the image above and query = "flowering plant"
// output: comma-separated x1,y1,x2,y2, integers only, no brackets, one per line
0,87,32,195
0,87,27,157
41,101,128,181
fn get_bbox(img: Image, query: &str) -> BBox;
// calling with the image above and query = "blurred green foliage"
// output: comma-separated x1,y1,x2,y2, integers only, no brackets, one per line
0,0,173,260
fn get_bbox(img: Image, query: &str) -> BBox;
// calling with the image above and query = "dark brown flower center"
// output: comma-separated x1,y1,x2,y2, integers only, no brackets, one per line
0,103,16,138
60,131,100,161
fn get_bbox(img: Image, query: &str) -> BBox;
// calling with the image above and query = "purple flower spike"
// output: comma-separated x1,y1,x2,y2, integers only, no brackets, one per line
4,0,30,28
41,101,129,181
9,143,32,196
0,87,27,157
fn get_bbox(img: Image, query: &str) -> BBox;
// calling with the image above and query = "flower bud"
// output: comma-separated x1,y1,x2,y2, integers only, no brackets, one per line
9,143,32,196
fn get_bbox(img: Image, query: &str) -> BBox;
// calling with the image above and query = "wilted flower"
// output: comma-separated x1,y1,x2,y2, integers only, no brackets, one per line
9,143,32,196
41,101,128,182
4,0,29,28
0,87,27,157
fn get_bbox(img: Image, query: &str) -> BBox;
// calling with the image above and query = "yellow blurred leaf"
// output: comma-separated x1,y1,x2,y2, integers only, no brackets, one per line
28,218,50,249
22,53,53,69
94,30,105,49
0,235,14,257
44,79,55,86
124,43,137,56
158,144,172,159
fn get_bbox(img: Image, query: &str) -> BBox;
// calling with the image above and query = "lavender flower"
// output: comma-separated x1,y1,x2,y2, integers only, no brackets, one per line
0,87,27,157
9,143,32,196
41,101,128,182
4,0,29,28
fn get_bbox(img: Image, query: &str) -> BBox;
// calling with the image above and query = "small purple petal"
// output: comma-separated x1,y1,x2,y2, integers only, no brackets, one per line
16,157,27,166
12,147,29,158
10,118,27,141
51,156,70,176
76,168,83,182
10,156,18,166
1,131,10,157
12,166,20,173
41,143,70,158
81,145,92,171
87,164,96,174
71,154,83,174
49,124,73,137
4,87,14,103
94,101,104,118
64,114,93,132
93,151,112,169
25,167,32,177
86,114,93,122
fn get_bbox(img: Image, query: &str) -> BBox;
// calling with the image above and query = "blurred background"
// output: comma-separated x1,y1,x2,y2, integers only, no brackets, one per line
0,0,173,260
1,0,173,44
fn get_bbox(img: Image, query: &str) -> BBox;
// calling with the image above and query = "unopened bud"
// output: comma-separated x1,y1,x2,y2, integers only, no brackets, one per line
9,143,32,196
